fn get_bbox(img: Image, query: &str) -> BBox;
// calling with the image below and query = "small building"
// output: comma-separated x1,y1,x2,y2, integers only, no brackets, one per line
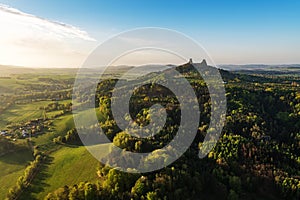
0,130,8,136
22,129,28,137
291,82,299,87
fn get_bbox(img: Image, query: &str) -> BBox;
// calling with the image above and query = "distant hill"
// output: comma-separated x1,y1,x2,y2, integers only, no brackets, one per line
0,64,172,77
218,64,300,76
0,65,79,77
219,64,300,71
2,62,299,78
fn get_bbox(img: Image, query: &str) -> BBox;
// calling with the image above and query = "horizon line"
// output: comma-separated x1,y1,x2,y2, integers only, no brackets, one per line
1,62,300,69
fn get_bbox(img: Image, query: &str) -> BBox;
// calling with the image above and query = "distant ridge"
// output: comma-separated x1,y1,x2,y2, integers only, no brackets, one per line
0,65,80,77
2,61,299,77
219,64,300,71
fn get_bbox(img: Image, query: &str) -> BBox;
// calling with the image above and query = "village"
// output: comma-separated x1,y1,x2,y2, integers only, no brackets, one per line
0,118,49,140
0,100,72,141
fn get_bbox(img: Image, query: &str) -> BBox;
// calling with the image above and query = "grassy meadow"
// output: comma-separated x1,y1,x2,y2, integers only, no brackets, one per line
0,149,33,200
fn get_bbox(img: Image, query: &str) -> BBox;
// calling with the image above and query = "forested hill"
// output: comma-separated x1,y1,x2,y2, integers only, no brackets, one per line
41,61,300,200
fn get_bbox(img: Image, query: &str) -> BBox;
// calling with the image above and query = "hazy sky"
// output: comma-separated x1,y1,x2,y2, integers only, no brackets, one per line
0,0,300,67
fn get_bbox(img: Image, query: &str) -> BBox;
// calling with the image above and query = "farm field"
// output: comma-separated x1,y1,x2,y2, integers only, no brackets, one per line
33,144,109,199
0,101,54,129
0,149,33,200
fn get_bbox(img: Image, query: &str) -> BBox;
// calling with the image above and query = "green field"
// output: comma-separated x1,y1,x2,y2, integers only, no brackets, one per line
0,78,24,94
0,112,74,199
0,100,71,129
0,101,48,129
0,148,33,200
32,144,109,199
0,108,75,199
16,111,109,199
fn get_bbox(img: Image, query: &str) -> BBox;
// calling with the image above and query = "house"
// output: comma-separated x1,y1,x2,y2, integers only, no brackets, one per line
0,130,8,136
22,129,28,137
291,82,299,87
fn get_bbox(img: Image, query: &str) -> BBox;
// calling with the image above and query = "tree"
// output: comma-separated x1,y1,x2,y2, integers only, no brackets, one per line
44,192,55,200
6,187,18,200
54,186,69,200
131,176,148,197
113,131,135,151
227,190,239,200
68,185,79,200
229,176,241,193
84,182,96,200
103,169,138,199
146,191,160,200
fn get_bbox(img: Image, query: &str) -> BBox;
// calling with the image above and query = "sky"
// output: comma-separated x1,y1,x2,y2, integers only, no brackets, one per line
0,0,300,67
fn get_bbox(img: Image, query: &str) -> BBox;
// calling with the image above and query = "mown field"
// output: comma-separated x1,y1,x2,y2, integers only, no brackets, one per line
5,108,105,199
0,112,73,199
0,101,50,129
0,149,33,200
33,144,109,199
16,112,108,199
0,104,108,199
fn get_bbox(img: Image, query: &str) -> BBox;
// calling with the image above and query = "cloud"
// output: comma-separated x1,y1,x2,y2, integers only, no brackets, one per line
0,4,96,41
0,4,97,67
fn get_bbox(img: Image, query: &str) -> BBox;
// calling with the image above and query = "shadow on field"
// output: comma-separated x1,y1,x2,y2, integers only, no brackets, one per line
0,148,33,165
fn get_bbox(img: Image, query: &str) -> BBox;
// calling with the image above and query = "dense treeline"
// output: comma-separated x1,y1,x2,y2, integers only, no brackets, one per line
41,102,72,113
53,128,82,145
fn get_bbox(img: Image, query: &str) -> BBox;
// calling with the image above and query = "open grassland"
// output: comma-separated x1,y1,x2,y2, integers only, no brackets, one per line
0,148,33,200
0,100,71,130
31,144,110,199
0,101,49,129
0,77,25,94
0,112,75,199
19,109,108,199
